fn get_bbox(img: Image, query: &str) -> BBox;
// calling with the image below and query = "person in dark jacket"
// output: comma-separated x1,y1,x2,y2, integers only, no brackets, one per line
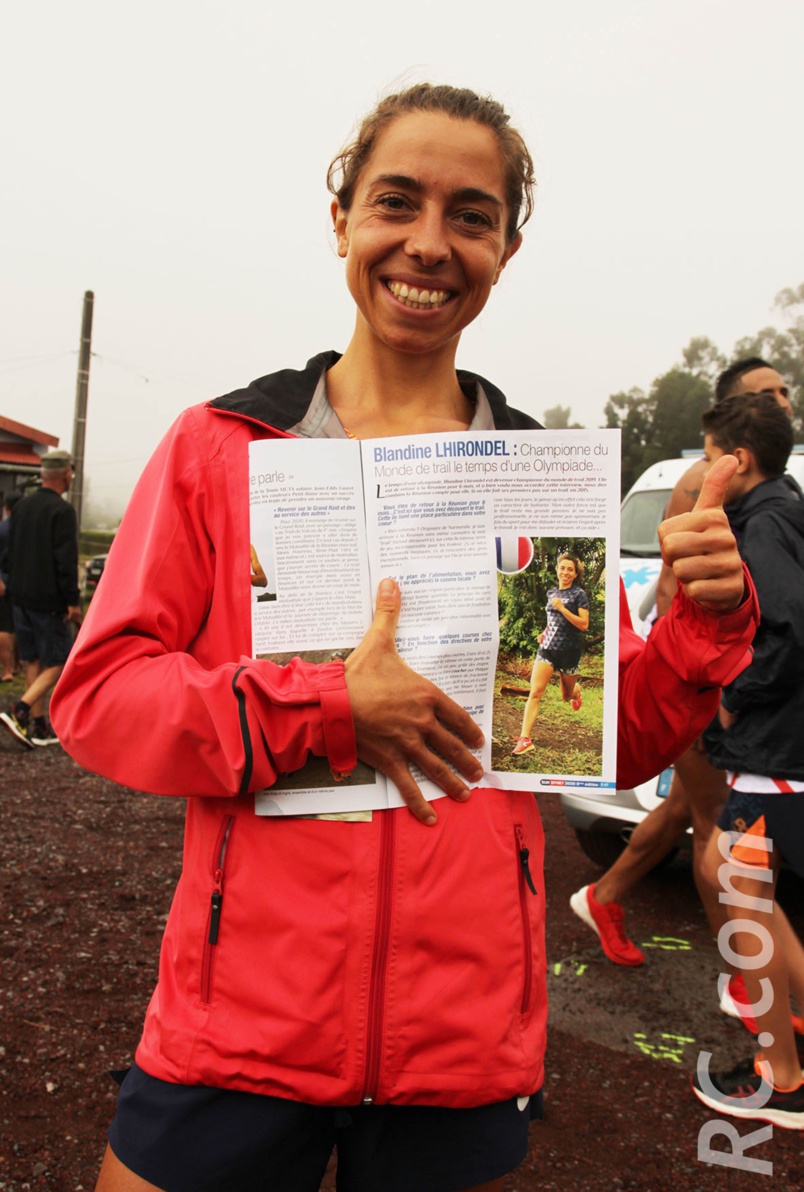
0,450,82,747
692,392,804,1129
0,491,23,680
569,359,793,969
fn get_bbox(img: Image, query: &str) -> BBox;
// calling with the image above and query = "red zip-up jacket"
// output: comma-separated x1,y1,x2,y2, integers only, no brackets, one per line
51,356,758,1108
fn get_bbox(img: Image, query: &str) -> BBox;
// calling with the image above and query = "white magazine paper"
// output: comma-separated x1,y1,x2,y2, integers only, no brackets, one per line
249,429,621,816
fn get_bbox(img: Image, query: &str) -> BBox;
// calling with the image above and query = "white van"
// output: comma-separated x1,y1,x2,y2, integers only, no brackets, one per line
561,448,804,867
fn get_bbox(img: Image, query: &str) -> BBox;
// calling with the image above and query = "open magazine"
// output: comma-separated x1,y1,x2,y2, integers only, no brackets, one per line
249,428,621,816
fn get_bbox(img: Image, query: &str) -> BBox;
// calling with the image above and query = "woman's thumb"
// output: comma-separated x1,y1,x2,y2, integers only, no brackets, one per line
372,577,401,632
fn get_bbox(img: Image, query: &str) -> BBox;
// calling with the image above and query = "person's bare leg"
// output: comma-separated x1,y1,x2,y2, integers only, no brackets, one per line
95,1145,164,1191
519,661,553,741
699,815,747,988
20,661,41,714
22,663,63,717
773,902,804,1010
0,631,13,679
558,672,580,705
23,661,39,696
593,778,691,905
678,745,730,936
721,848,802,1089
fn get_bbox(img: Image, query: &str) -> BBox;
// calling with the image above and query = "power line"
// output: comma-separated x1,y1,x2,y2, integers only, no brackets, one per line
0,348,204,389
91,353,151,383
0,351,76,377
90,354,202,390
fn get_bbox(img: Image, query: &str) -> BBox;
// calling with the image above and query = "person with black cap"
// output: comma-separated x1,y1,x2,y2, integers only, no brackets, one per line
0,449,82,747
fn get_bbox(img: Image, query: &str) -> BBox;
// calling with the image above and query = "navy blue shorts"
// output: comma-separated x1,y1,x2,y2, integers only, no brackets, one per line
12,606,73,668
107,1064,542,1192
717,789,804,879
535,646,581,676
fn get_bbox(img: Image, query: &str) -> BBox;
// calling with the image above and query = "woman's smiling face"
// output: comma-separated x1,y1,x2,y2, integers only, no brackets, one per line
556,558,578,589
332,111,521,357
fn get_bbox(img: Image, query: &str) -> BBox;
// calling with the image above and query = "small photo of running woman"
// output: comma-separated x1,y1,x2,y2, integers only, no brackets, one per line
513,552,589,756
491,535,606,778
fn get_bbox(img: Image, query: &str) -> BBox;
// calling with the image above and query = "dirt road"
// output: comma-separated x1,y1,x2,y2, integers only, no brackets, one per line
1,737,801,1190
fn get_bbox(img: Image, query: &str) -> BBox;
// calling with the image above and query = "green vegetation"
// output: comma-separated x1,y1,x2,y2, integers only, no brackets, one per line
79,529,116,552
544,282,804,497
497,537,606,657
492,654,605,776
605,283,804,494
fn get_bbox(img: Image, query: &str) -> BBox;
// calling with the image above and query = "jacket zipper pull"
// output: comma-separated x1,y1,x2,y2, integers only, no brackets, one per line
209,870,223,945
516,827,537,895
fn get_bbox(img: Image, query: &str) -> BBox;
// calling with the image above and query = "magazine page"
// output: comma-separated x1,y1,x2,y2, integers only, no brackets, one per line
361,429,620,797
248,438,389,817
249,428,621,817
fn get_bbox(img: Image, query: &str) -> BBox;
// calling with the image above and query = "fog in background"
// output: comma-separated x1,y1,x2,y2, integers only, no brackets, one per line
3,0,802,522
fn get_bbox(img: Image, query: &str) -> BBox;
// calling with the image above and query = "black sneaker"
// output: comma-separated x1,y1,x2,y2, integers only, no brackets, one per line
30,718,60,747
692,1055,804,1129
0,704,34,750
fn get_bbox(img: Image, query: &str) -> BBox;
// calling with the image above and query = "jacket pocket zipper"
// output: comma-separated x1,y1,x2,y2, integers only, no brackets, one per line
201,815,234,1005
515,823,537,1015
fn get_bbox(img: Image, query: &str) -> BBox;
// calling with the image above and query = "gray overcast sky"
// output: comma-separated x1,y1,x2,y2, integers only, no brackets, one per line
2,0,802,512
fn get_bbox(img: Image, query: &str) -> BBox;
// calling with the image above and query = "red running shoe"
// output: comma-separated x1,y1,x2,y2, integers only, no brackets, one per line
720,973,759,1033
721,973,804,1038
570,883,645,966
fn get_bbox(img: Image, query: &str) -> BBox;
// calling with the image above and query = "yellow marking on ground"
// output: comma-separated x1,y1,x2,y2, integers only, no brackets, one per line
641,936,692,951
551,959,588,977
633,1031,695,1063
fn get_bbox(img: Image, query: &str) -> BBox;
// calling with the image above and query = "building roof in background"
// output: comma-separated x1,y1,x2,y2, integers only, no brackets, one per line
0,414,59,446
0,448,43,467
0,414,60,469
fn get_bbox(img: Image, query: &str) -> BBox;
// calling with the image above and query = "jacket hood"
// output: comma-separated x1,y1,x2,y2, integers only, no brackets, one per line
726,472,804,537
207,350,542,433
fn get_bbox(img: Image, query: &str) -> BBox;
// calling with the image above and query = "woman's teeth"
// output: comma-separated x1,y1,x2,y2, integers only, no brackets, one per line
386,281,450,309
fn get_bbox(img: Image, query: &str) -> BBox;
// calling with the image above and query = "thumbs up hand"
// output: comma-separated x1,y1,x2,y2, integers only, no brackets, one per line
657,455,746,612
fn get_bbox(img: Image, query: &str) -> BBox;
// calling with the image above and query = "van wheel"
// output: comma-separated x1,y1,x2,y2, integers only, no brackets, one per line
573,828,627,868
573,828,679,871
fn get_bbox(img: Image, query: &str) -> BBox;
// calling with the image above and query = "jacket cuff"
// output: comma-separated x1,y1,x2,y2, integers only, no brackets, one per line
687,564,759,689
318,665,357,774
645,564,758,694
708,564,760,637
241,656,357,789
675,563,759,633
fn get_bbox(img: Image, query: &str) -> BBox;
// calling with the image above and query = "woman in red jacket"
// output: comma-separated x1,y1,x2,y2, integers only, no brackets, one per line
51,84,755,1192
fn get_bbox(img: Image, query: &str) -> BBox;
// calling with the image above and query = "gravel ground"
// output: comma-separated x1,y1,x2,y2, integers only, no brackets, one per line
1,728,802,1191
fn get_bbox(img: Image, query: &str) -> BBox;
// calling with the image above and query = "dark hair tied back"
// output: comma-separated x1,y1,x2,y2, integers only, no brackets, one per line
327,83,536,245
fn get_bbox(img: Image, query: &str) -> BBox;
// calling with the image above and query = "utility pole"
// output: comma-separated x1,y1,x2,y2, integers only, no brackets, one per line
70,290,94,529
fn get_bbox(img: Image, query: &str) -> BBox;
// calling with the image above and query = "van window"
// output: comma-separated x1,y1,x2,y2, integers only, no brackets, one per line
620,489,670,556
